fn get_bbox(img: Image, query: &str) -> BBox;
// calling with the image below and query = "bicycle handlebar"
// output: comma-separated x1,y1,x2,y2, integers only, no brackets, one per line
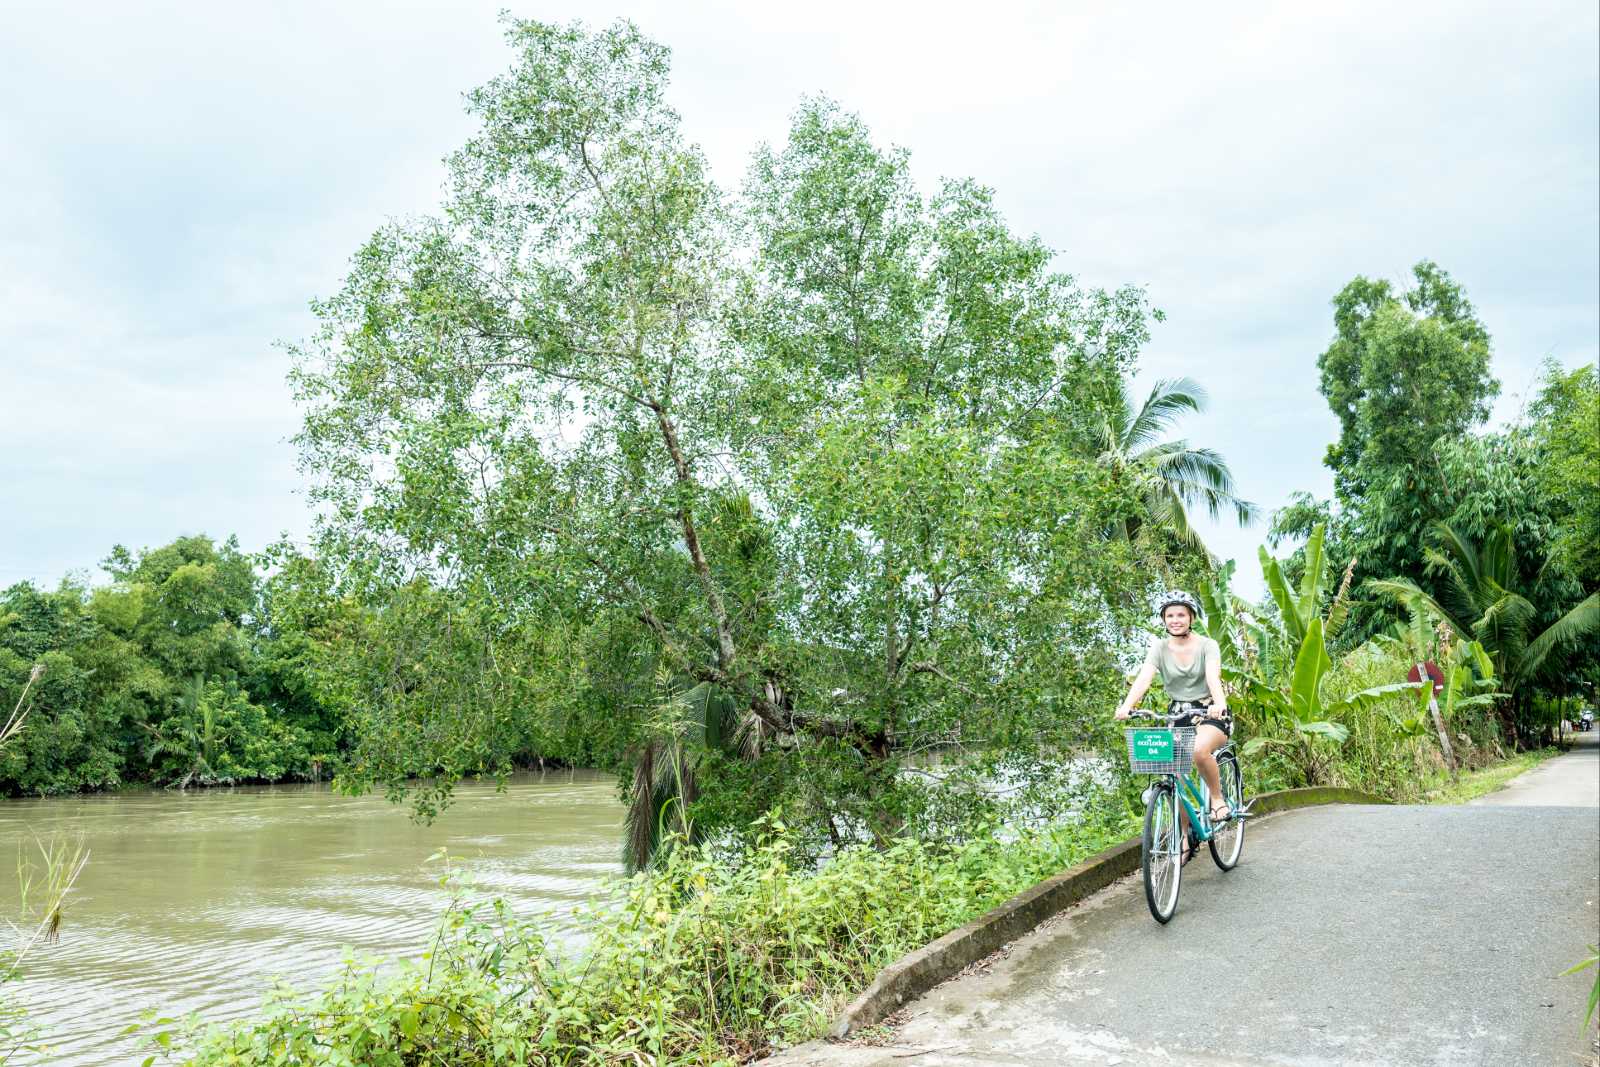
1123,709,1185,721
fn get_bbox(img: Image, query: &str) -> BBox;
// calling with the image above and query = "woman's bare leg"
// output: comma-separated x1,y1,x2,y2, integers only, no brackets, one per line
1193,725,1230,821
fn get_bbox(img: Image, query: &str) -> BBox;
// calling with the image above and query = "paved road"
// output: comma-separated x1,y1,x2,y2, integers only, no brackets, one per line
770,751,1600,1067
1472,730,1598,807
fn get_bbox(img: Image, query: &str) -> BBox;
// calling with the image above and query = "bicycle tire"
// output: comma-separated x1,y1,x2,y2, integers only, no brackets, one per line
1142,780,1182,923
1208,753,1245,871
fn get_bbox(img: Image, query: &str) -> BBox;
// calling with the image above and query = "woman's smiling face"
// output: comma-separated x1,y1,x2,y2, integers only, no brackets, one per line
1162,605,1193,635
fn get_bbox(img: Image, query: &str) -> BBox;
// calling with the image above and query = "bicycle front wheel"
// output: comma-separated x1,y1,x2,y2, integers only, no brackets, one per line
1142,781,1182,923
1209,752,1245,871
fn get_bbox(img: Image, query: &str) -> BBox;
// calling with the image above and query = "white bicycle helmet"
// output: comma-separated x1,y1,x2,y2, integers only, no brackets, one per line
1155,589,1202,618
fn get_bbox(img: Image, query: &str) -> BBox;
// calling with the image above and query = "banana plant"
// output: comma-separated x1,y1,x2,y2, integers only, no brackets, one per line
1196,559,1242,661
1239,617,1425,754
1235,525,1424,756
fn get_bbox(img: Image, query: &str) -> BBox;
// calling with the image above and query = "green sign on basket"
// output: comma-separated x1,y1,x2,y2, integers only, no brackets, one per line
1132,730,1174,761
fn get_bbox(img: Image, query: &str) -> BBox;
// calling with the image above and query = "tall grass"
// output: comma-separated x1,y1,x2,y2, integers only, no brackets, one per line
0,664,91,1063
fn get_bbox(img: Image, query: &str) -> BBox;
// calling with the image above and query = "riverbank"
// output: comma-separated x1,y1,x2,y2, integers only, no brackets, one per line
0,770,623,1067
155,802,1140,1066
0,757,597,801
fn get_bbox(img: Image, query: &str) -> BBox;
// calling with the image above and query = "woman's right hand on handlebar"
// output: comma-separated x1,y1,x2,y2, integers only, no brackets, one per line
1114,706,1131,720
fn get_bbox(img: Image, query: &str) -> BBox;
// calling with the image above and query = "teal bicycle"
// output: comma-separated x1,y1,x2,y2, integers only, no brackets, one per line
1125,709,1249,923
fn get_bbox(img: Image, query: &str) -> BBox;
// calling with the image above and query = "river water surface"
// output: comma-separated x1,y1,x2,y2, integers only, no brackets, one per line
0,771,623,1067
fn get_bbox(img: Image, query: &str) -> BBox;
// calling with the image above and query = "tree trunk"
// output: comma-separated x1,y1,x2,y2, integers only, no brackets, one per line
652,403,738,676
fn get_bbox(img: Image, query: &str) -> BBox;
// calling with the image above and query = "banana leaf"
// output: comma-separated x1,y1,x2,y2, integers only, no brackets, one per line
1294,718,1350,743
1260,547,1305,645
1327,680,1426,717
1295,523,1327,632
1289,617,1331,720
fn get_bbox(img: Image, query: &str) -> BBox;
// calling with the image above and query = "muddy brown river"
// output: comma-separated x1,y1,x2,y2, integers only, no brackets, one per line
0,770,623,1066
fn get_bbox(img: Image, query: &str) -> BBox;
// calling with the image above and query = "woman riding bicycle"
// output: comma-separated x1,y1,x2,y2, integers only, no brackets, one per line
1115,590,1234,826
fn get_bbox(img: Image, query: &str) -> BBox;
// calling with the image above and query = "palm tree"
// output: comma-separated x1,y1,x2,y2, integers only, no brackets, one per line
624,491,778,873
1097,377,1259,555
1369,521,1600,743
624,675,766,874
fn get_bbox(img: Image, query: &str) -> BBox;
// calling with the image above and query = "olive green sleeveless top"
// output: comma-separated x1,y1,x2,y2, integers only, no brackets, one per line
1144,636,1219,702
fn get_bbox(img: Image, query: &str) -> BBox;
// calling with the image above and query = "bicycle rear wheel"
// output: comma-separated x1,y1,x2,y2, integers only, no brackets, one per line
1142,780,1182,923
1209,752,1245,871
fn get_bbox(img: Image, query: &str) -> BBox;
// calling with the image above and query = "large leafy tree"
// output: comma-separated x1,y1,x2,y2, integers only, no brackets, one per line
1528,360,1600,589
1095,376,1257,556
291,22,1161,855
731,98,1157,847
1276,262,1502,644
1317,261,1497,501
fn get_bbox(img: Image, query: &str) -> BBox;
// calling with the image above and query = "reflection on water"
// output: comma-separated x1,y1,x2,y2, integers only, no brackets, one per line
0,771,623,1067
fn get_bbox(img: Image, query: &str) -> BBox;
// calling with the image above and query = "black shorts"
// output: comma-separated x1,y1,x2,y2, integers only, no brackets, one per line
1169,701,1232,738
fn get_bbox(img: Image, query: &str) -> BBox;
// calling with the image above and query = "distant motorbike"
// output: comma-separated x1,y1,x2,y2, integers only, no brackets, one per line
1577,711,1595,732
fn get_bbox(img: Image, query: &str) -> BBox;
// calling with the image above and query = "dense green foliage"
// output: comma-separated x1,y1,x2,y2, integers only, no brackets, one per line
0,537,336,795
1205,528,1510,799
283,18,1197,862
1370,522,1599,741
1529,361,1600,589
1316,261,1498,502
1274,264,1597,740
1279,262,1502,645
0,535,637,797
167,806,1136,1066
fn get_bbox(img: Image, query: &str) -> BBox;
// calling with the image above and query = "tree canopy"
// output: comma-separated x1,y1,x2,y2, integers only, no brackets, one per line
287,19,1180,854
1317,261,1498,501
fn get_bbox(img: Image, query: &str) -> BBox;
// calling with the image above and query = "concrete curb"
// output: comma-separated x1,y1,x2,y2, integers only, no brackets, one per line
825,785,1390,1039
826,836,1141,1039
1250,785,1392,814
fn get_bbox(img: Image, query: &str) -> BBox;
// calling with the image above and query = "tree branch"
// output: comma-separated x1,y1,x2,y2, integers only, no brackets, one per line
908,660,976,696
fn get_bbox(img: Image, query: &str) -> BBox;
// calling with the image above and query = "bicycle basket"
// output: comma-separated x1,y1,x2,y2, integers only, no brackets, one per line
1125,727,1196,775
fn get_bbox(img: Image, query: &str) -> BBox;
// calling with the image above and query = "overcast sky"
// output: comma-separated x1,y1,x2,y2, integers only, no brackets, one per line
3,1,1596,596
